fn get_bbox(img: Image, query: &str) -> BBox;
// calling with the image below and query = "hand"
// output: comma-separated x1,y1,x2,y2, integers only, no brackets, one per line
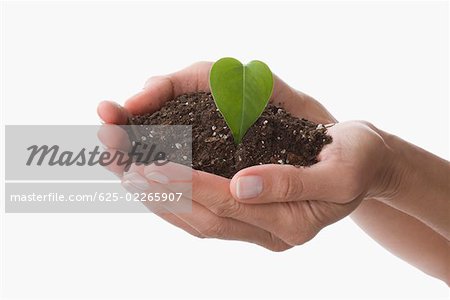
97,62,392,250
231,121,393,204
97,61,336,125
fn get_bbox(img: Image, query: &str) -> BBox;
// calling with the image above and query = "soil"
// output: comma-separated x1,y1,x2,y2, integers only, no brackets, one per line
128,92,332,179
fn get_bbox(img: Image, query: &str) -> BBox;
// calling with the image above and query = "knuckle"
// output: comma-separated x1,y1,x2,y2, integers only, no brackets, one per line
267,244,292,252
281,223,318,246
209,199,243,218
275,170,302,201
265,233,292,252
199,219,227,239
283,231,315,246
191,60,212,67
145,75,168,84
191,231,206,239
357,120,376,130
144,75,174,91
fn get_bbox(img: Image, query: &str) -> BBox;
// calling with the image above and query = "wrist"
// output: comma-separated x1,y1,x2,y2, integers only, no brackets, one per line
365,126,450,240
366,127,407,202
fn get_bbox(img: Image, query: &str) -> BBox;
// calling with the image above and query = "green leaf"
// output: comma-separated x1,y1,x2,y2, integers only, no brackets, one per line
209,57,274,144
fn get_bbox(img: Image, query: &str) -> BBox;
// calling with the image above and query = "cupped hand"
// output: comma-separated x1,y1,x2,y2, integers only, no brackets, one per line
97,61,336,126
97,61,392,250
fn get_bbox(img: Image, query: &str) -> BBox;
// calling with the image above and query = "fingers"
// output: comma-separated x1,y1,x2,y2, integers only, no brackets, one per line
270,75,337,124
96,124,132,176
175,201,291,251
124,77,174,116
119,163,205,239
169,165,321,247
97,124,131,152
99,148,128,176
120,163,291,251
134,161,330,248
122,172,204,238
125,61,212,115
98,61,336,126
164,61,212,95
97,100,129,125
229,163,357,204
155,212,205,238
97,60,336,125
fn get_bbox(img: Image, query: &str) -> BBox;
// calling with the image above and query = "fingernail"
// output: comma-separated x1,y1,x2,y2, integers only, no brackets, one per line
236,176,263,199
122,172,150,191
145,171,169,184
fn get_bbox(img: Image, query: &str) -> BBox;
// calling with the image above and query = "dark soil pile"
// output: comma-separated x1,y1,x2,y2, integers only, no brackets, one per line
129,92,332,178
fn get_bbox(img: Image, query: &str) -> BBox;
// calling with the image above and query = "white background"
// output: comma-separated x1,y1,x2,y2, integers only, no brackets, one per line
1,1,449,299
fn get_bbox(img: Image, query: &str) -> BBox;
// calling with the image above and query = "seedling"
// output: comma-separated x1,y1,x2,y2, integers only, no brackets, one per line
209,57,274,144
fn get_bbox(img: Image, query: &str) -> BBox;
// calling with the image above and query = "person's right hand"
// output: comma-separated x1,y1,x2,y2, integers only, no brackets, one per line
96,62,394,251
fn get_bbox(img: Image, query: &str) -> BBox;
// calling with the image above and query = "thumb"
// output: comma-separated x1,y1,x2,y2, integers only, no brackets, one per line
230,163,340,204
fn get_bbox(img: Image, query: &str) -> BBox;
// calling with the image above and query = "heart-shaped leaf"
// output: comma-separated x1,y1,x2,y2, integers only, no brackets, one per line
209,57,274,144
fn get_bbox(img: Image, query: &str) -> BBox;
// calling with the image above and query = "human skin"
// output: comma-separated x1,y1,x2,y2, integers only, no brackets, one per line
97,62,449,284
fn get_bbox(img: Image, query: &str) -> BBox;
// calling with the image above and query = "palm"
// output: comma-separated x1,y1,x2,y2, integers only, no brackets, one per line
321,122,388,201
242,121,388,244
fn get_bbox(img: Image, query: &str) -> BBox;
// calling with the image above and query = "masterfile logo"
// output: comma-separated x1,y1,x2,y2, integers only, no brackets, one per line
4,125,193,213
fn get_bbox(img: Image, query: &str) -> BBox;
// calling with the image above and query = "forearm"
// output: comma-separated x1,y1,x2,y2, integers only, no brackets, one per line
374,130,450,240
351,198,449,284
